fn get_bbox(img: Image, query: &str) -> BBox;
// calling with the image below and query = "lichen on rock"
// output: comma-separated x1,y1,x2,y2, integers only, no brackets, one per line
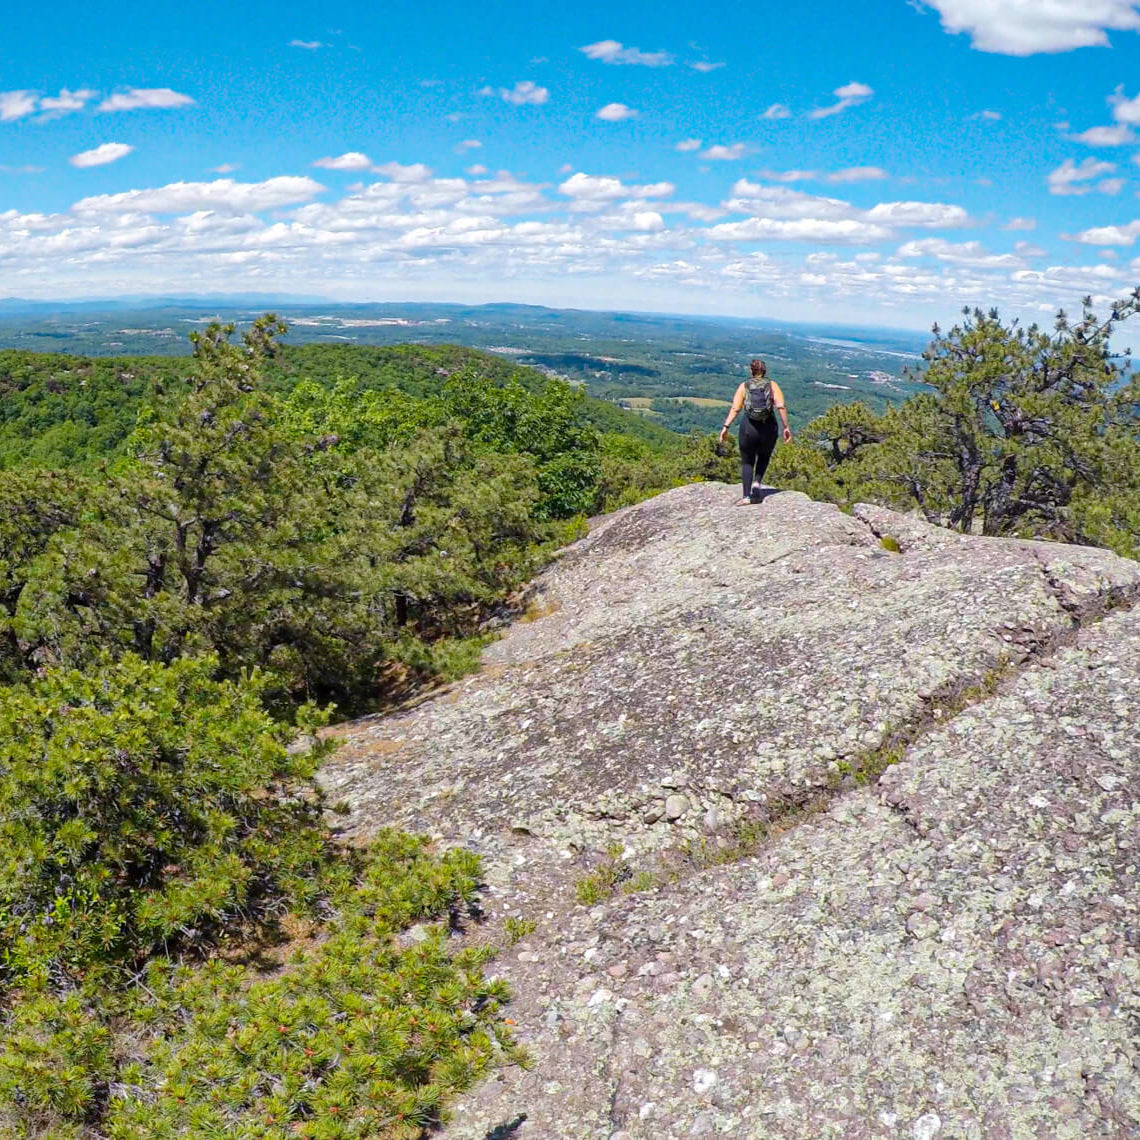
321,482,1140,1137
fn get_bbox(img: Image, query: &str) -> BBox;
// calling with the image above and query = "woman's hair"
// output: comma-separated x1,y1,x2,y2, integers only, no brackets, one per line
750,359,767,378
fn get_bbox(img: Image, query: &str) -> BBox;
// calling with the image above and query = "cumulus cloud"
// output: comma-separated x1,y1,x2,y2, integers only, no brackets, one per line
481,80,549,106
896,238,1022,268
70,142,134,168
809,81,873,119
919,0,1140,55
827,166,889,183
5,155,1107,321
1069,219,1140,245
760,167,888,184
724,181,857,220
762,103,791,119
1004,216,1036,230
1047,157,1118,194
675,138,703,151
72,175,323,212
313,152,373,171
864,201,971,227
702,143,746,160
371,161,433,182
1071,124,1136,145
596,102,637,122
579,40,673,66
1109,87,1140,124
708,217,893,244
97,88,195,112
38,88,97,119
558,172,674,204
721,180,972,245
0,91,38,121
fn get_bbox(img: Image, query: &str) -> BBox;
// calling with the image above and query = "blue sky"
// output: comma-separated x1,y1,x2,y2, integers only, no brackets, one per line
6,0,1140,327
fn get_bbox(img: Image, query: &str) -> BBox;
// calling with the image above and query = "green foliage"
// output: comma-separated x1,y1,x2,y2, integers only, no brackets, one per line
0,832,521,1140
0,653,332,989
503,916,537,945
573,843,629,905
773,294,1140,558
595,430,736,513
0,322,554,706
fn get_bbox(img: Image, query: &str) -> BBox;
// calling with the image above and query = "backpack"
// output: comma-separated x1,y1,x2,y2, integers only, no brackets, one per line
743,378,774,423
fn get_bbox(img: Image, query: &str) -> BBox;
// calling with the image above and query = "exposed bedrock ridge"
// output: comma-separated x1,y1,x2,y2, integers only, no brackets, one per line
320,483,1140,1138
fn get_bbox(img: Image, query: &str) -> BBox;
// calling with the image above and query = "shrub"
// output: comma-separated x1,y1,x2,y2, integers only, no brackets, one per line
0,834,523,1140
0,654,332,989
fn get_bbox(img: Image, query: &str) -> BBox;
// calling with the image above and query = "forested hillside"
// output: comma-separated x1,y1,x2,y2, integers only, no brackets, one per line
771,295,1140,560
0,341,676,471
0,298,1136,1139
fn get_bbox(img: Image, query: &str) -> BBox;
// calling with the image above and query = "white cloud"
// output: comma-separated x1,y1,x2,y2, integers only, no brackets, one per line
72,175,323,212
1099,177,1126,194
455,139,482,151
481,81,549,106
466,164,488,175
97,88,195,112
709,217,892,243
675,138,703,151
1004,216,1036,230
579,40,673,66
7,157,1113,324
896,238,1022,267
211,163,240,174
725,181,857,220
371,161,433,182
1070,220,1140,245
1047,156,1118,194
754,167,888,184
289,39,323,49
0,164,44,174
827,166,889,183
596,102,637,122
70,142,134,168
313,152,373,171
689,60,725,72
0,91,38,121
1071,124,1136,145
919,0,1140,55
38,88,97,119
1109,87,1140,124
754,170,819,183
973,109,1002,121
809,81,874,119
761,103,791,119
702,143,746,160
558,172,674,203
865,201,971,227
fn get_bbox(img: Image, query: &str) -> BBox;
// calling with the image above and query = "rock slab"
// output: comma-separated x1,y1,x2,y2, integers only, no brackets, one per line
321,484,1140,1138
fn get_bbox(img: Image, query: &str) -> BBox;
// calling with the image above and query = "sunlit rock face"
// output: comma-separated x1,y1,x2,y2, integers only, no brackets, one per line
323,482,1140,1139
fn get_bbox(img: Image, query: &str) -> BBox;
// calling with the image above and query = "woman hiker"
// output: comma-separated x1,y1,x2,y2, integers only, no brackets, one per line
719,359,793,504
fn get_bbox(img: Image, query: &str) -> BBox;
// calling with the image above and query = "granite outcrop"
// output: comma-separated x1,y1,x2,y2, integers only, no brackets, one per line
322,483,1140,1139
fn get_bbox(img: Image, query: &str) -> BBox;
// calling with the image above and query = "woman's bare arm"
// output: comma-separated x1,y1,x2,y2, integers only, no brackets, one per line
771,381,793,442
718,384,746,443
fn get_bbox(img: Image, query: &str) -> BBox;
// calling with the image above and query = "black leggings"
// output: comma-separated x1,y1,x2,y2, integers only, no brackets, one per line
739,416,778,497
